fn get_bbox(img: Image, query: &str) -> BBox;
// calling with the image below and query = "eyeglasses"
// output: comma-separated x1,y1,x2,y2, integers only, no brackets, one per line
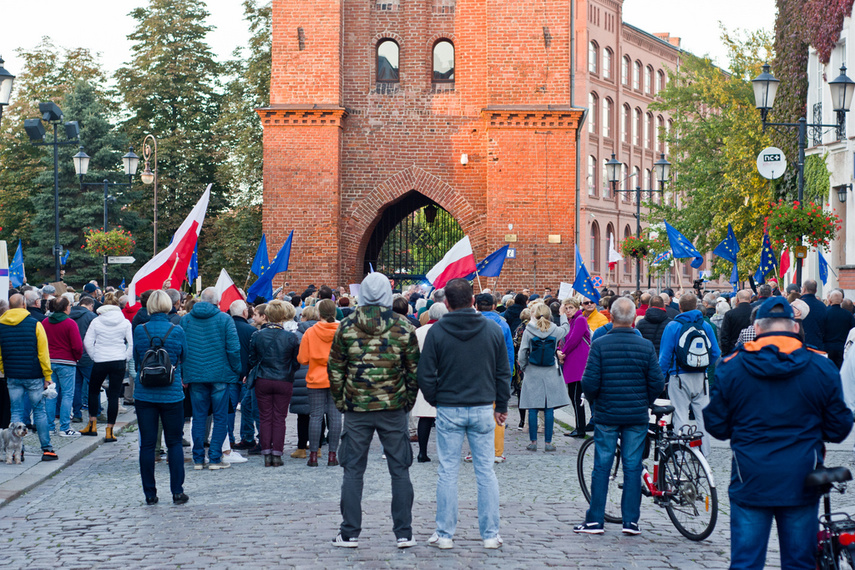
582,301,593,306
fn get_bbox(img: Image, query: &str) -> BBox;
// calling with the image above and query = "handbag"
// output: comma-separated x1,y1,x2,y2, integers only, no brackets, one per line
246,364,260,390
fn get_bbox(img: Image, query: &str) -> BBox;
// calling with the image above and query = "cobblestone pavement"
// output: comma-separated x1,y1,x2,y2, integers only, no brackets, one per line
1,406,854,569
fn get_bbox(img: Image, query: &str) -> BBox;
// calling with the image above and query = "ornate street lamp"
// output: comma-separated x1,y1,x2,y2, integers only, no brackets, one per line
0,56,15,125
140,134,159,253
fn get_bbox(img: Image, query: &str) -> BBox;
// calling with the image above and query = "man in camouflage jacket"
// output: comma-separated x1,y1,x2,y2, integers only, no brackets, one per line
328,272,420,549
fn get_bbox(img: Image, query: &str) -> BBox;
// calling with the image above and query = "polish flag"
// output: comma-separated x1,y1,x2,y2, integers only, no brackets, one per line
215,268,244,312
426,235,477,289
608,234,622,271
128,185,211,305
780,247,791,278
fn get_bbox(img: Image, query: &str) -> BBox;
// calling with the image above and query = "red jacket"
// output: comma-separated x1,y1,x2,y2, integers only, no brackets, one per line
122,303,141,322
42,314,84,365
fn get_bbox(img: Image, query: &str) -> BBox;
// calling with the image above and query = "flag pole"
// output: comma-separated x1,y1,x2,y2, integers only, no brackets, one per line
165,255,180,287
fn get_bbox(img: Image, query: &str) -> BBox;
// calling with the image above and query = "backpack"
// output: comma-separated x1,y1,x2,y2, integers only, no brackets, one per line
528,336,557,367
674,320,712,372
139,324,176,388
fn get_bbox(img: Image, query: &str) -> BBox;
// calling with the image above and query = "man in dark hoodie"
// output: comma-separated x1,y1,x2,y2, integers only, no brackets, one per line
502,293,528,334
636,295,672,353
704,297,853,569
418,279,511,550
328,272,419,549
70,297,98,421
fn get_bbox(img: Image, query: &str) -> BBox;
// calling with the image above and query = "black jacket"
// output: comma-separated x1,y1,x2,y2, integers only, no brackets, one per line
824,305,855,352
289,364,310,415
69,305,97,367
248,324,300,382
418,308,511,413
132,307,150,333
503,304,524,335
636,307,672,354
720,302,753,355
27,307,46,322
800,294,827,350
232,315,257,379
665,306,679,320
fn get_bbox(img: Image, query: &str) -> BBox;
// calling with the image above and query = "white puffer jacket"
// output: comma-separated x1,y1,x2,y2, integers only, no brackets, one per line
83,306,133,363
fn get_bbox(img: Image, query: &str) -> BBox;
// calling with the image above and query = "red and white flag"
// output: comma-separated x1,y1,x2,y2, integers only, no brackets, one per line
608,234,623,271
128,185,211,305
426,235,477,289
780,247,791,278
215,268,244,312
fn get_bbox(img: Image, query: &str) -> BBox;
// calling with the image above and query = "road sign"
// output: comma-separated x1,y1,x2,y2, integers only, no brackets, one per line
757,147,787,180
506,248,516,259
591,275,603,288
107,256,135,264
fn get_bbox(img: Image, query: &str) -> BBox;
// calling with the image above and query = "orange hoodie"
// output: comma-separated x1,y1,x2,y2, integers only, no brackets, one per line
297,321,340,389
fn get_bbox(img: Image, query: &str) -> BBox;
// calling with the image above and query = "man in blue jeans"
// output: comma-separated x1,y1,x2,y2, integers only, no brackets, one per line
704,297,853,568
70,296,98,421
418,279,511,549
180,288,241,470
577,297,664,535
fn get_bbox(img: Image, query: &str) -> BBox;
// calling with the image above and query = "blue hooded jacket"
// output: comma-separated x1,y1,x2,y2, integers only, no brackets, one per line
180,302,241,384
703,332,853,507
658,309,720,377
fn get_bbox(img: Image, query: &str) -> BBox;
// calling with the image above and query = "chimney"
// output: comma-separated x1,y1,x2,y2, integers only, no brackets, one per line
653,33,681,48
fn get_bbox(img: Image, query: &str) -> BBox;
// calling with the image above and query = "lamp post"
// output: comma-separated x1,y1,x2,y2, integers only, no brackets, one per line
0,56,15,125
73,146,139,288
24,102,80,281
140,134,158,253
752,63,855,286
606,152,671,292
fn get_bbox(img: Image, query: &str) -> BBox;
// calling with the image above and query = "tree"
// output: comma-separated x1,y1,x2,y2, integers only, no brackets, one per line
650,29,776,281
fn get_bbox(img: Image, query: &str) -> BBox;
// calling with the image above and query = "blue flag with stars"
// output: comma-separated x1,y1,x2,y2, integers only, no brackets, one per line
818,249,829,285
60,249,70,265
250,234,269,278
186,242,199,284
119,278,126,291
9,240,25,288
247,230,294,303
465,245,509,280
664,221,704,268
753,233,778,284
573,245,600,303
713,223,740,263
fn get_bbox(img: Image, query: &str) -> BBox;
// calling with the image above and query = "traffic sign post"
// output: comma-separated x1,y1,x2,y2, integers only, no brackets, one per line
107,256,135,264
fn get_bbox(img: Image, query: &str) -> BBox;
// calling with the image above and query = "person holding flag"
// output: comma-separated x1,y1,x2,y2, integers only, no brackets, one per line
426,236,477,289
247,231,293,303
664,221,704,269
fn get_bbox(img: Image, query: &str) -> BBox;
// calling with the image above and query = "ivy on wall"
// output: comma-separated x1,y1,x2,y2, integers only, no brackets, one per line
803,153,831,203
805,0,855,64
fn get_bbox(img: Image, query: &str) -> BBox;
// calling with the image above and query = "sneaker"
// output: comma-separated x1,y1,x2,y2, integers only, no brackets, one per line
544,443,556,452
427,533,453,549
59,429,81,437
573,521,604,534
396,537,417,549
332,534,358,548
118,406,128,414
193,463,205,470
494,455,506,463
622,522,641,535
222,451,247,464
41,451,58,462
526,443,537,451
483,535,503,549
464,455,472,462
208,461,230,470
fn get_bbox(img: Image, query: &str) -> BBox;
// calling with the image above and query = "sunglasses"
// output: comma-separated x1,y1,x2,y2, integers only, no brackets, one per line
582,301,593,306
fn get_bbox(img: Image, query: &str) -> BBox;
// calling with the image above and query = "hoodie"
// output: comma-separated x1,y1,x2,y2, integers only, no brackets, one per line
636,307,672,353
180,301,241,384
658,309,720,376
417,308,511,413
297,320,340,389
704,332,853,507
0,308,52,381
84,307,133,363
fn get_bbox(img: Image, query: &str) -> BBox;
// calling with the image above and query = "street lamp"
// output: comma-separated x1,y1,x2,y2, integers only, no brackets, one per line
753,63,855,285
0,56,15,125
607,152,671,292
140,134,159,253
73,146,139,288
25,102,80,281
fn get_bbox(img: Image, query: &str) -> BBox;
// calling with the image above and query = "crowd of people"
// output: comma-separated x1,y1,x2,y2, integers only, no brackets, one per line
2,273,855,562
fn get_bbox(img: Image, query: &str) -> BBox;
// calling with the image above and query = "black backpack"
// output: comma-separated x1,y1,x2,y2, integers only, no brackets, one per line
139,324,176,388
673,321,712,372
529,336,557,367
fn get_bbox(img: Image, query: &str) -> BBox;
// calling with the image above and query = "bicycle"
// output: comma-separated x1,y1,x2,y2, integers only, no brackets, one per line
808,465,855,569
577,403,718,541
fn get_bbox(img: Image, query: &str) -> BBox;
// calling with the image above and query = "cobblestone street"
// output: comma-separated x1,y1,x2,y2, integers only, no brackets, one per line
0,407,853,569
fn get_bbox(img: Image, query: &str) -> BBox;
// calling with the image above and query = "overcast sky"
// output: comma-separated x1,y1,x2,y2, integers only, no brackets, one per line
1,0,777,81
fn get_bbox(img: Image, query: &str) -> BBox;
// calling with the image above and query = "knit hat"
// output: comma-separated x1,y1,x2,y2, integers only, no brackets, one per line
83,283,97,293
360,273,393,308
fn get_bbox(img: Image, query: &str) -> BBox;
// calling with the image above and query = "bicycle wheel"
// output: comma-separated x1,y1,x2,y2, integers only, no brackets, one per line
658,443,718,541
577,436,623,524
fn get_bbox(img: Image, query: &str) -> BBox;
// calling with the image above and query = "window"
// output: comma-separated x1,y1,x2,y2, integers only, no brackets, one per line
590,222,601,273
589,42,599,74
606,224,616,274
633,107,641,146
588,155,598,196
432,40,454,84
632,166,640,203
646,112,654,148
376,0,399,10
657,115,665,152
645,66,653,94
432,0,455,14
622,104,631,143
624,225,632,274
645,168,652,200
657,69,665,94
603,48,613,79
622,55,630,85
633,61,642,90
376,40,400,84
602,157,613,198
602,98,612,138
589,93,599,134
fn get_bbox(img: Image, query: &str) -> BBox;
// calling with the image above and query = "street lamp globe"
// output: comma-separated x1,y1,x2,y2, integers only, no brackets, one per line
752,63,780,119
140,163,154,184
828,65,855,114
605,153,622,184
72,147,90,177
654,154,671,185
122,147,140,176
0,56,15,106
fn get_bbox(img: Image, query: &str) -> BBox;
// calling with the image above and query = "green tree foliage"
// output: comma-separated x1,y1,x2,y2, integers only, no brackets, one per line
650,29,775,282
804,153,831,203
199,205,263,290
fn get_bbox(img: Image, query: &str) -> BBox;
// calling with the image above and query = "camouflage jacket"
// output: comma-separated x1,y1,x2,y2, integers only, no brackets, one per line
328,305,419,413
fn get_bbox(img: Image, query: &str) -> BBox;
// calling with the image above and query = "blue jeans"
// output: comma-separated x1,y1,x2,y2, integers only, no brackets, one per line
7,378,52,452
528,408,554,443
136,400,185,498
435,405,500,540
45,364,76,432
189,382,228,465
586,423,647,526
73,364,99,418
226,383,241,445
730,501,817,569
239,384,260,443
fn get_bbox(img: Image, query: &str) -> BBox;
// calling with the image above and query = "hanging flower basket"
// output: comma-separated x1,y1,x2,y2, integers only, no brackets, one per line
766,199,842,250
621,236,651,259
84,228,135,257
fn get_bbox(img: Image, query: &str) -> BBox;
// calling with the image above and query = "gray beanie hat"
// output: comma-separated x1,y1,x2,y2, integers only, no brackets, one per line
360,273,393,308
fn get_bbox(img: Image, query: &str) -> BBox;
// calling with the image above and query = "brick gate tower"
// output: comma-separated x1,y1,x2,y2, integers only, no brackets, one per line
260,0,584,291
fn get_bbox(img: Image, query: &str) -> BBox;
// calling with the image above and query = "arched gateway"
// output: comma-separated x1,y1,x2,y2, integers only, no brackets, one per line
259,0,584,291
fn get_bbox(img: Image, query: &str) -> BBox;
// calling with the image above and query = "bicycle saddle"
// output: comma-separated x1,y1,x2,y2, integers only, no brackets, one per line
805,466,853,488
651,404,675,417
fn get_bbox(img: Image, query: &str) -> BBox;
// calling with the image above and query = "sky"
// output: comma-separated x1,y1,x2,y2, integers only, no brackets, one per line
0,0,778,81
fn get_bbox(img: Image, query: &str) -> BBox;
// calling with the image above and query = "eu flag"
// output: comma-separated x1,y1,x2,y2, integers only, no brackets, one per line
465,245,509,280
60,249,70,265
713,223,740,263
186,242,199,284
753,233,778,284
250,234,269,277
9,240,24,288
664,221,704,268
573,245,600,303
818,249,829,285
729,264,739,293
247,230,294,303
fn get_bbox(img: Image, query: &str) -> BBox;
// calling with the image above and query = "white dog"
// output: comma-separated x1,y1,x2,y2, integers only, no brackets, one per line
0,422,28,464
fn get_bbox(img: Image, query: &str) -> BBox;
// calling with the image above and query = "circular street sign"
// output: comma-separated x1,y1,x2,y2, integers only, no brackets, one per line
757,147,787,180
591,275,603,288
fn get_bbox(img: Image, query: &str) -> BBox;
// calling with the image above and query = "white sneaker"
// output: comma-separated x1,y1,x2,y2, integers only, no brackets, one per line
396,537,416,549
464,455,473,462
483,535,504,549
208,461,230,470
332,534,358,548
494,455,506,463
59,429,81,437
194,464,205,470
118,406,128,414
222,451,247,464
428,533,453,549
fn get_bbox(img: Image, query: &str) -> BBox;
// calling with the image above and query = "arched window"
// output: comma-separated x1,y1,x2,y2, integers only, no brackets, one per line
589,42,599,74
658,69,666,93
622,163,629,201
632,166,640,203
622,104,631,143
432,40,454,84
624,225,633,274
602,98,612,138
377,40,400,84
603,48,613,79
588,155,598,196
633,60,641,90
622,55,630,85
602,157,613,199
657,115,665,152
633,107,641,146
645,168,652,200
645,65,653,94
589,93,599,134
646,112,654,148
590,222,601,273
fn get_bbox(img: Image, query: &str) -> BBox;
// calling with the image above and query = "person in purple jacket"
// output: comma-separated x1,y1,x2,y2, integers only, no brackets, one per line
557,298,590,438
